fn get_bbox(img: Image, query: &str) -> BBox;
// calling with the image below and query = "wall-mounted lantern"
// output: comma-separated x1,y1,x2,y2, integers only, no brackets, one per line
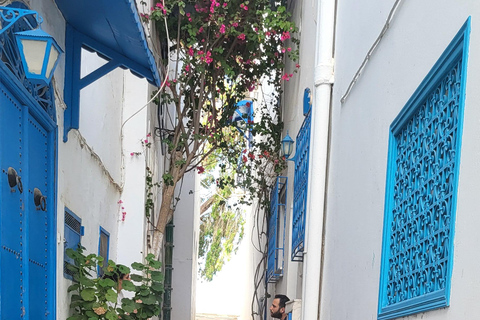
281,132,295,161
15,28,63,84
0,6,63,85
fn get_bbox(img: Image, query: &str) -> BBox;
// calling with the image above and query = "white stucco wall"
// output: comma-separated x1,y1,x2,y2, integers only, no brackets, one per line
117,72,150,269
171,171,199,320
321,1,480,319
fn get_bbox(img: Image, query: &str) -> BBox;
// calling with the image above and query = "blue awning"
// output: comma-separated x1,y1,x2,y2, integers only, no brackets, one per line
55,0,161,86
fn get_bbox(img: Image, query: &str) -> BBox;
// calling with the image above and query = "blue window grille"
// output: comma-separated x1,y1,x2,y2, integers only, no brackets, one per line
98,227,110,277
292,110,311,261
267,176,287,283
378,19,470,320
64,208,83,280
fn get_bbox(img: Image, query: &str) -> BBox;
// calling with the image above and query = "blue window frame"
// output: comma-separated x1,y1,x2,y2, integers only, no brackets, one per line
378,18,470,320
267,176,287,283
292,110,311,261
98,227,110,277
64,208,83,280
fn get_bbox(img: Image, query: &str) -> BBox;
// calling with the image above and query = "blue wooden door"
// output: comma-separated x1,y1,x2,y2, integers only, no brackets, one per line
0,81,55,319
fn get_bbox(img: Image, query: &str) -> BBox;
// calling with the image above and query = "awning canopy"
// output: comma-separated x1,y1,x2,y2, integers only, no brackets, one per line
55,0,161,86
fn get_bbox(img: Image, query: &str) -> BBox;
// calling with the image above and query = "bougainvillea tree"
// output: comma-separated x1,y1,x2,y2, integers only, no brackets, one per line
141,0,299,258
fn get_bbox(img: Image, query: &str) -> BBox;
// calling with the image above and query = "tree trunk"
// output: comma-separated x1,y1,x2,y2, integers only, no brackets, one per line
152,151,183,259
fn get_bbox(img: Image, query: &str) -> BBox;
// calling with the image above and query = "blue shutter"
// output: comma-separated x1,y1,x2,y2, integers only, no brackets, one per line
64,208,82,280
292,110,311,261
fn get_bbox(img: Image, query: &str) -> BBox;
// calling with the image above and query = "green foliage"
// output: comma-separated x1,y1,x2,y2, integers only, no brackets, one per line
198,168,245,281
145,167,161,218
66,246,163,320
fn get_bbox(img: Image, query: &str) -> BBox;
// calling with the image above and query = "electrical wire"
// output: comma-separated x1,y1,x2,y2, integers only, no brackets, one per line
340,0,404,103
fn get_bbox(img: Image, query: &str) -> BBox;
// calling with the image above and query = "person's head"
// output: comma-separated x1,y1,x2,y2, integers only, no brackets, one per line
270,294,290,319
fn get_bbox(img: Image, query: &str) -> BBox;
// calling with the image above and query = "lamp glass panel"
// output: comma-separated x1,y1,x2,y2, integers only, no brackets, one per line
20,38,47,75
46,45,60,79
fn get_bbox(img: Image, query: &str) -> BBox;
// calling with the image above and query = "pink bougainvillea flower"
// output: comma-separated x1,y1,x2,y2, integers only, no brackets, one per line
188,47,194,56
118,200,123,204
197,166,205,174
198,26,204,33
281,48,286,53
238,33,246,40
205,51,213,64
223,2,227,7
265,31,271,36
144,139,149,143
130,152,134,156
296,63,300,68
242,155,248,163
147,133,151,137
122,212,127,221
287,47,292,52
165,81,171,87
185,64,190,72
220,24,226,34
186,13,191,17
281,73,290,81
232,22,239,27
281,31,291,41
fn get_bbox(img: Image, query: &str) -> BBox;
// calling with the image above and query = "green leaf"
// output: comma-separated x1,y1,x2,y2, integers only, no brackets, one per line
121,299,136,313
79,277,95,287
131,262,144,271
150,271,164,282
99,278,116,288
80,288,96,301
67,316,85,320
105,311,118,320
141,294,157,305
105,289,118,303
118,265,130,274
68,283,80,292
148,259,162,269
85,310,98,318
130,274,143,282
71,294,83,301
150,283,164,293
121,280,136,291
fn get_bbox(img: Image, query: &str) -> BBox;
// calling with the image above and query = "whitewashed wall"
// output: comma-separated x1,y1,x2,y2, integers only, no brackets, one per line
171,171,200,320
322,1,480,319
261,0,319,312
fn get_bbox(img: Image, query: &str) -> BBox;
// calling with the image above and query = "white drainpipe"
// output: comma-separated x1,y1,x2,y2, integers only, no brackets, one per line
301,0,335,319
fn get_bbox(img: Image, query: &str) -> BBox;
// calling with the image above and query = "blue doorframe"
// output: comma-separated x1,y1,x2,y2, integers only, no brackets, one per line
0,45,57,320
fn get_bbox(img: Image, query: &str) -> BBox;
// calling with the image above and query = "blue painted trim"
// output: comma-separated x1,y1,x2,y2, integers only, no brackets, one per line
378,17,471,320
123,0,161,87
97,226,110,276
50,125,58,319
63,24,159,142
22,101,31,320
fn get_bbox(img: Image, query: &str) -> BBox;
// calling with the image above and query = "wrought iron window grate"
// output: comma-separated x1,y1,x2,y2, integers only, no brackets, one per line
292,110,311,261
378,19,470,320
267,176,287,283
